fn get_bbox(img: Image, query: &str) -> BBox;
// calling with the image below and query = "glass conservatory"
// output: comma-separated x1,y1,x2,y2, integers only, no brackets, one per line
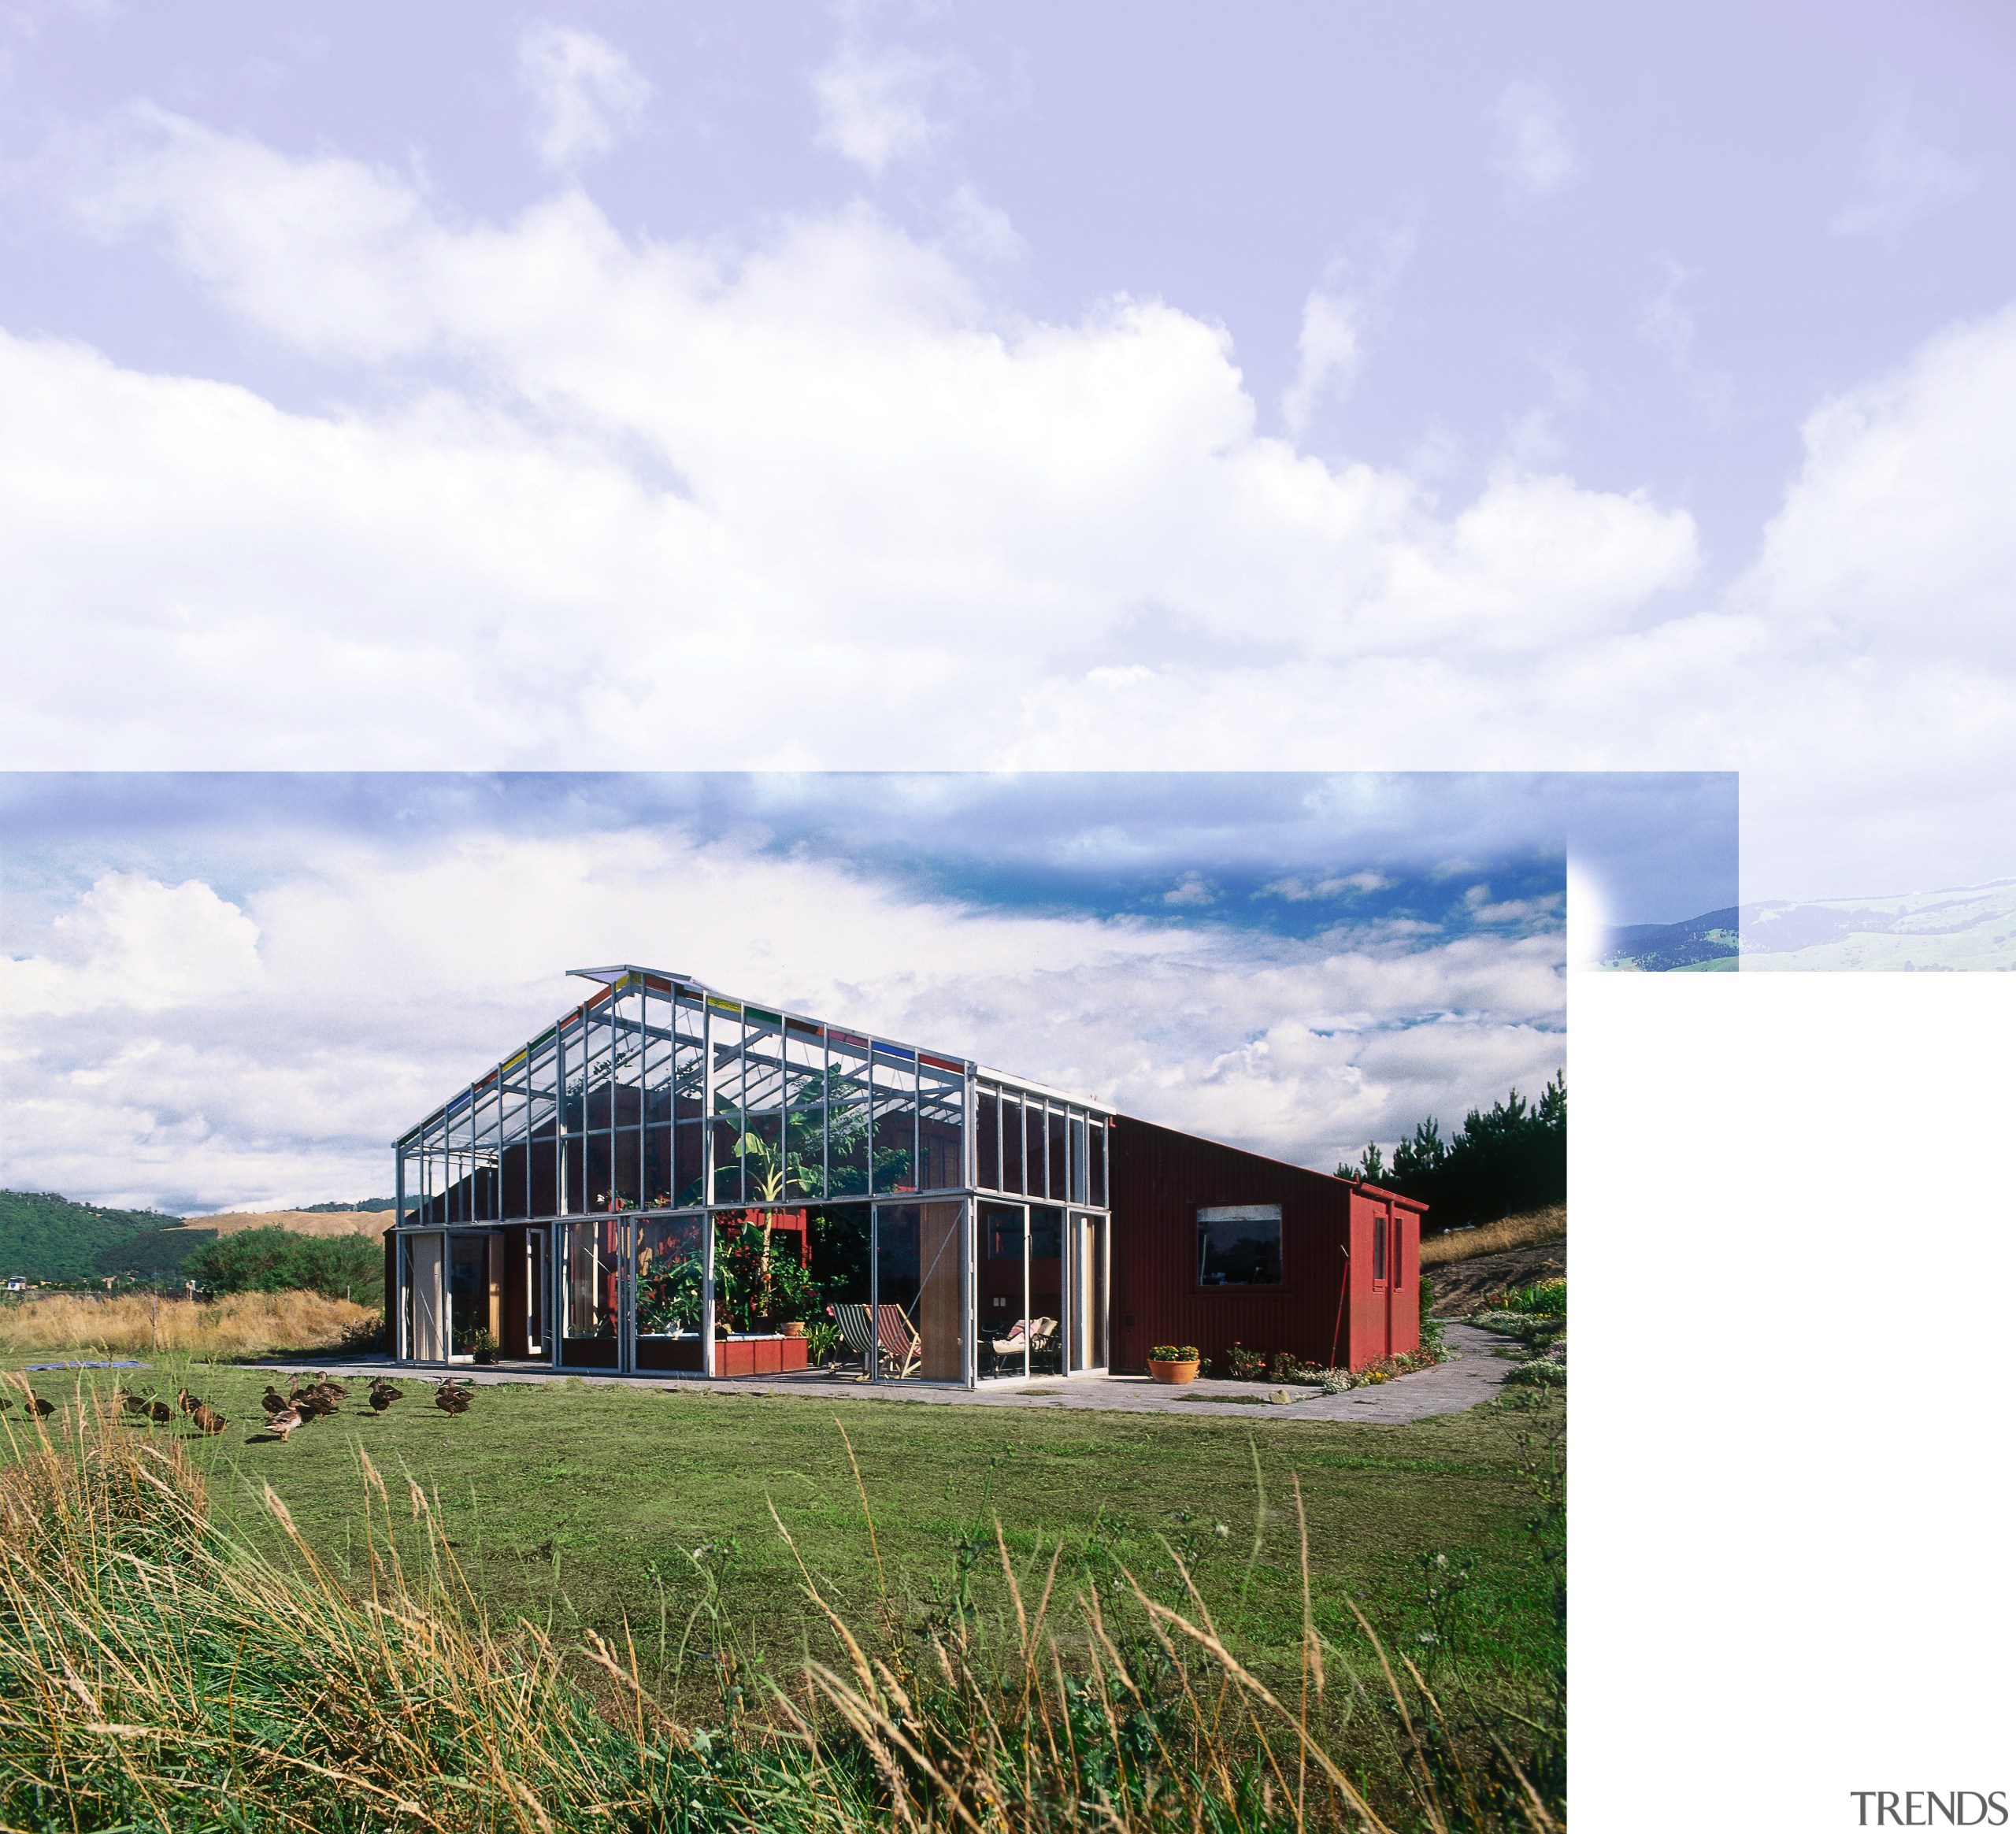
391,966,1113,1387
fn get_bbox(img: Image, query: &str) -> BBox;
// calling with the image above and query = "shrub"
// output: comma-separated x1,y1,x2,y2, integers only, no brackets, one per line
1268,1350,1322,1384
183,1228,385,1306
1225,1343,1267,1380
1147,1344,1199,1363
802,1319,842,1365
469,1326,499,1365
1505,1358,1567,1388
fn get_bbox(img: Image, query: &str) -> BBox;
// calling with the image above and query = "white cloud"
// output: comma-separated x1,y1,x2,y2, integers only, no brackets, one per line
1281,230,1413,437
516,24,652,172
0,836,1562,1210
1487,80,1580,198
1260,872,1390,902
9,109,2016,903
1162,873,1214,906
812,38,959,176
941,182,1025,265
1830,102,1978,243
1282,288,1366,437
1637,257,1732,424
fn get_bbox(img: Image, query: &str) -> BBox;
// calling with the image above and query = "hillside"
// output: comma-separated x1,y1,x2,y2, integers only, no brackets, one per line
180,1210,395,1239
0,1194,396,1283
0,1191,195,1281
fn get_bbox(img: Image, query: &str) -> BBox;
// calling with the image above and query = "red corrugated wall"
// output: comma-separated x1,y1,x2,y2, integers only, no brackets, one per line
1110,1117,1428,1374
1110,1116,1350,1373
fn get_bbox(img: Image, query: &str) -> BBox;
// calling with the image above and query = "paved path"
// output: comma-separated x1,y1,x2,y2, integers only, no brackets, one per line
259,1323,1519,1424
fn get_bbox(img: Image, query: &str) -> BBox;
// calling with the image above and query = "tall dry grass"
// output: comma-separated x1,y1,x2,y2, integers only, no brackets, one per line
0,1288,376,1358
0,1380,1564,1833
1421,1209,1566,1269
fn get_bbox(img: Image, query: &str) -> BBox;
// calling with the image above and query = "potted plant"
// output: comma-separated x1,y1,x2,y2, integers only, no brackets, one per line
1147,1344,1202,1384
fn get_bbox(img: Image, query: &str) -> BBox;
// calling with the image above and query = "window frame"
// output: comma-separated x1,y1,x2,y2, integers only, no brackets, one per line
1194,1202,1287,1293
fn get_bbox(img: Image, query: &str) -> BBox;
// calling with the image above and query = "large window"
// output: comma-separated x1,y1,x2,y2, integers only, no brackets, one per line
1197,1205,1283,1288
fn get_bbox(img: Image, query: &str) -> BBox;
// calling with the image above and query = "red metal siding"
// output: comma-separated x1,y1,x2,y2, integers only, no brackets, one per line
1110,1116,1351,1373
1110,1118,1431,1374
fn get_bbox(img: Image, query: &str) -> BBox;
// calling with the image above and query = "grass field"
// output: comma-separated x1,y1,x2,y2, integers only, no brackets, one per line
2,1356,1562,1726
1421,1207,1566,1269
0,1288,376,1357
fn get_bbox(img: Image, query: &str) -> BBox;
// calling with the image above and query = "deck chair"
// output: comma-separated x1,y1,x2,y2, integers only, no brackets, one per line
873,1303,921,1380
828,1303,878,1380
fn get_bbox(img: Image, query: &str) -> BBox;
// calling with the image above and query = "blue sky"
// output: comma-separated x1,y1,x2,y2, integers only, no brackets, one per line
0,769,1677,1211
0,769,1732,929
0,5,2008,913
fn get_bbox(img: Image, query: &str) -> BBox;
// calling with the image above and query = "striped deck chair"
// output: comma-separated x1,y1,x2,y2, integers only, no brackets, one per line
873,1303,921,1380
828,1303,878,1380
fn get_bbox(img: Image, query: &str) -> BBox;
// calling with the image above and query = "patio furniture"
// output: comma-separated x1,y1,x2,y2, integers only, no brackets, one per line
830,1302,923,1380
829,1303,878,1380
986,1315,1059,1377
873,1303,921,1379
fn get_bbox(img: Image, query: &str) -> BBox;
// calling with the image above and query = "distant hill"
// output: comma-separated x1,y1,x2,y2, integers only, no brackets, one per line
180,1210,394,1239
0,1193,397,1284
0,1191,198,1282
1597,877,2016,972
295,1199,397,1213
1598,908,1739,971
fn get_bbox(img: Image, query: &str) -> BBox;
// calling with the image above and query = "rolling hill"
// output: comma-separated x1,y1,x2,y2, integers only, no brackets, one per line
0,1193,396,1283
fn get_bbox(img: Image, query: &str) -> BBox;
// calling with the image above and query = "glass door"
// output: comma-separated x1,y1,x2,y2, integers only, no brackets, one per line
403,1232,444,1362
978,1201,1026,1378
524,1226,550,1360
1027,1206,1064,1375
1068,1213,1109,1373
559,1215,624,1369
873,1201,965,1382
447,1233,491,1361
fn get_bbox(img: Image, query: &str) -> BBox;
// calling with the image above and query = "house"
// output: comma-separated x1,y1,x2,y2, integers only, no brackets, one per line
386,966,1421,1384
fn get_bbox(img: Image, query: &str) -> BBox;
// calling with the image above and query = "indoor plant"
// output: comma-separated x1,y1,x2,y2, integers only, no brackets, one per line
1147,1343,1202,1384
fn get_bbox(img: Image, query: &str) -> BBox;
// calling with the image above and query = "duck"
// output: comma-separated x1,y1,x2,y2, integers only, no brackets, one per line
176,1388,198,1416
27,1395,54,1417
434,1382,472,1416
369,1381,403,1413
264,1402,306,1442
189,1400,228,1436
261,1386,291,1416
148,1399,173,1424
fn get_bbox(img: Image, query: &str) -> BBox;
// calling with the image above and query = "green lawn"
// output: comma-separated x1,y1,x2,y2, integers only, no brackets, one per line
6,1358,1563,1720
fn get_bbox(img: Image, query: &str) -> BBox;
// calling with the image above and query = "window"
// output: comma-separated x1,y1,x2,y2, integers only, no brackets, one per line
1373,1215,1387,1283
976,1087,999,1190
1197,1205,1283,1287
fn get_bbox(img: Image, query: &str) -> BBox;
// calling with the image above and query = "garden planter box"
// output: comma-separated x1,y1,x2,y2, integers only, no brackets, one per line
713,1334,810,1377
1147,1358,1200,1385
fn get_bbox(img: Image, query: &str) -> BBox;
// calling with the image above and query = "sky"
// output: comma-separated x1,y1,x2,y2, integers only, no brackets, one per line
0,3,2010,906
0,769,1734,1214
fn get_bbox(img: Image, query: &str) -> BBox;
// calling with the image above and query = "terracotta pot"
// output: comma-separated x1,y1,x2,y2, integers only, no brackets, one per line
1147,1358,1200,1385
780,1321,807,1339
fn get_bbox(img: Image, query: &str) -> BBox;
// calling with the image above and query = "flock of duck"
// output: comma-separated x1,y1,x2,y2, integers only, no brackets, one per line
106,1374,477,1441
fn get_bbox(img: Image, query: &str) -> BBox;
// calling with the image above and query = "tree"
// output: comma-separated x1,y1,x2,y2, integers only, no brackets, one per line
1338,1073,1565,1231
185,1229,384,1306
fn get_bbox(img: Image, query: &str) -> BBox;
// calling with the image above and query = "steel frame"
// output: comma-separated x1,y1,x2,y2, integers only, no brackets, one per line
391,968,1114,1388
